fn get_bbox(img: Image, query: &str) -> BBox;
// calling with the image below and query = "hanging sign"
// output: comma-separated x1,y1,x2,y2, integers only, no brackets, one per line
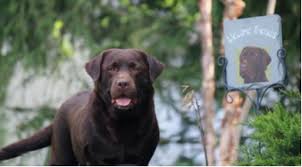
222,15,286,90
219,15,287,109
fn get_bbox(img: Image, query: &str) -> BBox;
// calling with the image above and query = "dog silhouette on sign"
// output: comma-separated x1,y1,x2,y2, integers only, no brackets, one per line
239,46,271,84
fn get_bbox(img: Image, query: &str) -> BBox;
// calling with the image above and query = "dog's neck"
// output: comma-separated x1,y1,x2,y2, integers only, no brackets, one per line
88,90,155,142
255,71,268,82
244,71,268,83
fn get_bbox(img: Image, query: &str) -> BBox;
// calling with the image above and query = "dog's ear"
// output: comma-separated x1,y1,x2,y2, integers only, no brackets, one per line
147,55,165,82
261,49,271,66
85,49,112,81
136,49,165,82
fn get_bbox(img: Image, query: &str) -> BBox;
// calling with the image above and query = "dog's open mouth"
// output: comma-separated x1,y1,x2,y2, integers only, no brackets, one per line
111,97,137,110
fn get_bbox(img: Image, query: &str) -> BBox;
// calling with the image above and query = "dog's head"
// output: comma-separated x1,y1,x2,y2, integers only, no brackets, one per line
85,48,164,112
239,46,271,83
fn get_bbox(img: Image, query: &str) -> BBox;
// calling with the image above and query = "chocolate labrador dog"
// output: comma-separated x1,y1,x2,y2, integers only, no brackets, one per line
239,46,271,83
0,48,164,165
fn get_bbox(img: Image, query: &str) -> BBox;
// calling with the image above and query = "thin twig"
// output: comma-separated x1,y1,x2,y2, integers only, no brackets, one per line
193,97,208,166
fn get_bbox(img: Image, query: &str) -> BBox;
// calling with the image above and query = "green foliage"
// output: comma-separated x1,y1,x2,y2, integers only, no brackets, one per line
238,102,301,165
281,89,301,99
0,112,7,146
175,155,195,166
16,106,55,132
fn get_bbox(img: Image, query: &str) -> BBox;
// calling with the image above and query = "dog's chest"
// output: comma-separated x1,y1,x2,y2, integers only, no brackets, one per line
82,124,144,165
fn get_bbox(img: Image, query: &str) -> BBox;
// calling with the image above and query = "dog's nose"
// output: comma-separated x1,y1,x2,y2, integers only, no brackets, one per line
117,80,129,89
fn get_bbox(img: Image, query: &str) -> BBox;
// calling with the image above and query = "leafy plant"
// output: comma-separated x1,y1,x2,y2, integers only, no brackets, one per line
238,100,301,166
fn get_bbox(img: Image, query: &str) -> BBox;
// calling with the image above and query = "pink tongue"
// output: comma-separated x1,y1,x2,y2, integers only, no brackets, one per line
115,98,132,106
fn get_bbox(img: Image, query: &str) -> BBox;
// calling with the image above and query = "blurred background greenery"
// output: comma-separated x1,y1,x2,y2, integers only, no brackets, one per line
0,0,300,165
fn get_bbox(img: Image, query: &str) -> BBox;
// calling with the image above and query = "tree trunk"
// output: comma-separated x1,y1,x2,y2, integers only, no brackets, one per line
198,0,216,165
266,0,277,15
218,0,245,165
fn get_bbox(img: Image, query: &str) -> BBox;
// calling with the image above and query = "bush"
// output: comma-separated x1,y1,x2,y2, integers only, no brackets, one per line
238,102,301,165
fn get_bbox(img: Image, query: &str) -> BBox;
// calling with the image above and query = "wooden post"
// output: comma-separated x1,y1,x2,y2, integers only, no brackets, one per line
198,0,216,165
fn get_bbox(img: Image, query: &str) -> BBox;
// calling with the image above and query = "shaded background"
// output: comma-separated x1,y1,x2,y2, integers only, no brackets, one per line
0,0,300,165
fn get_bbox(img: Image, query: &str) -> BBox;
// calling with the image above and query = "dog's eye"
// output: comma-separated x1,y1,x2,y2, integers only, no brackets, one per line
129,62,137,70
108,62,119,71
